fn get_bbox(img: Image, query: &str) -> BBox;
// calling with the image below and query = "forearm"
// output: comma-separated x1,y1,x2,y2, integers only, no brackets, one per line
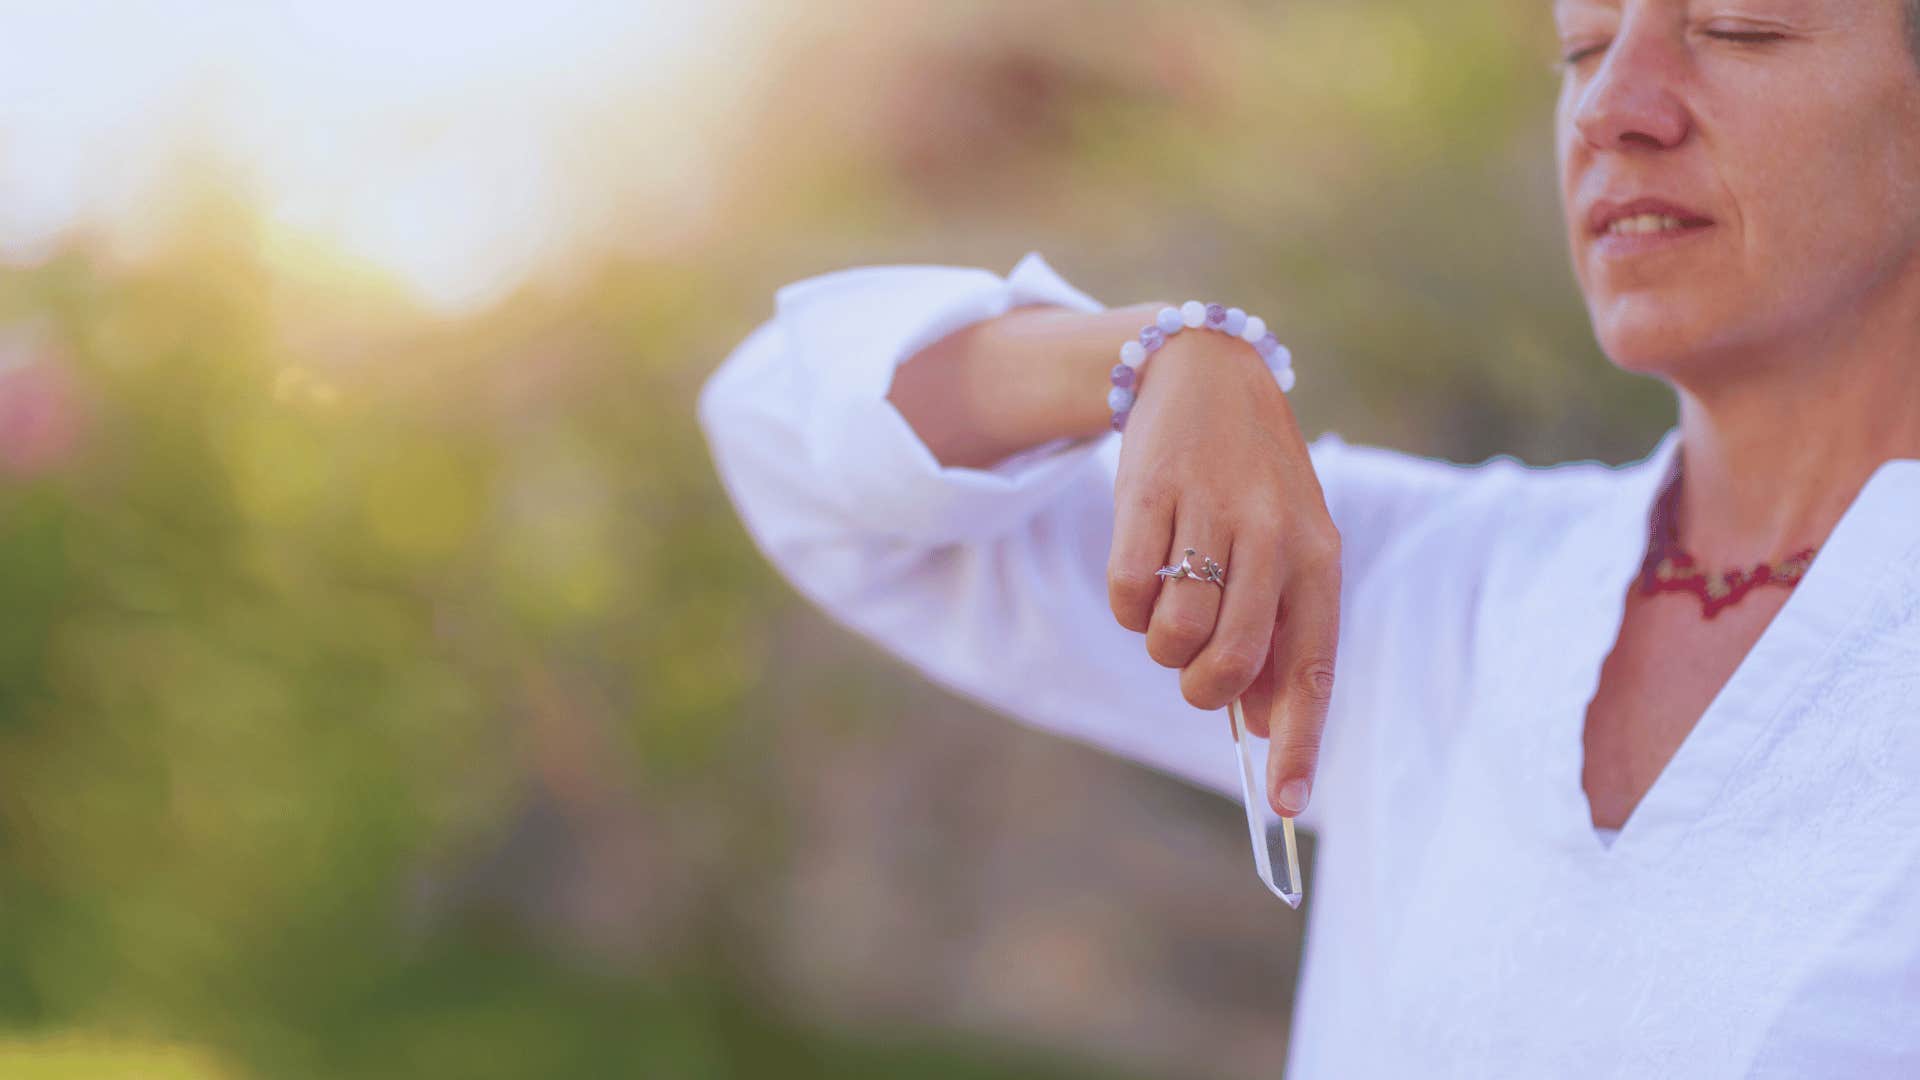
887,300,1166,469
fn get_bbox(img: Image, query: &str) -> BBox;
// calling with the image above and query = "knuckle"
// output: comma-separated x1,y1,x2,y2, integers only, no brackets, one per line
1161,612,1212,647
1233,500,1287,539
1179,645,1262,711
1112,605,1150,634
1277,722,1324,764
1204,646,1264,694
1108,565,1156,605
1238,520,1286,557
1149,639,1190,669
1179,675,1215,711
1292,654,1339,707
1297,525,1342,570
1147,615,1210,666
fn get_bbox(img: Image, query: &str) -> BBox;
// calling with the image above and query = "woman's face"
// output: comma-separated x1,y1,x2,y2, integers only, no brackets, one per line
1556,0,1920,374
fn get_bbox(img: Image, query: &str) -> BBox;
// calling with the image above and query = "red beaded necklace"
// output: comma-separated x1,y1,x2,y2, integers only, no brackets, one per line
1636,462,1819,619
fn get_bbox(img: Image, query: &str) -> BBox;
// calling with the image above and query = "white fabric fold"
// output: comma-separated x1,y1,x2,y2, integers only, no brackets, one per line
698,250,1920,1078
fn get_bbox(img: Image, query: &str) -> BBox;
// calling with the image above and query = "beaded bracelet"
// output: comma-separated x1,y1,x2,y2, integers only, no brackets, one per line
1107,301,1295,432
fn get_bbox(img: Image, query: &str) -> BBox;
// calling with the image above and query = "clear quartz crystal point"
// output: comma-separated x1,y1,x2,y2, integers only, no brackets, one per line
1230,696,1304,909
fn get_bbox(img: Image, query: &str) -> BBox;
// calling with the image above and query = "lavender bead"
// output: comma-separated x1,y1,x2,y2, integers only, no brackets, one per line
1110,363,1136,388
1204,303,1228,329
1156,307,1183,335
1108,386,1136,412
1242,315,1268,343
1271,343,1293,371
1278,367,1297,393
1111,410,1130,432
1224,307,1248,336
1139,325,1165,353
1254,332,1280,362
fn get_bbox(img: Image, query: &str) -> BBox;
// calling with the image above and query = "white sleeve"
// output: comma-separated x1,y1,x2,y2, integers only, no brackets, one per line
697,250,1503,831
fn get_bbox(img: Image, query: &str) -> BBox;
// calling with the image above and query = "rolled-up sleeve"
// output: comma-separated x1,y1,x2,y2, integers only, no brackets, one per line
711,250,1113,549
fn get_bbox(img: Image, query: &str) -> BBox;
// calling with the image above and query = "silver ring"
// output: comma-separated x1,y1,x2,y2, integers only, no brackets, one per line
1156,547,1226,588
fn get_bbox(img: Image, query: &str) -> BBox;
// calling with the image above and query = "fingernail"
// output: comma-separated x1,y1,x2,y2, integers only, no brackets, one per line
1277,778,1310,815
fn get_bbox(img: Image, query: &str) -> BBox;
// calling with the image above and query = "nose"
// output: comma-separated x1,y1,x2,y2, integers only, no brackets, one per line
1569,18,1692,152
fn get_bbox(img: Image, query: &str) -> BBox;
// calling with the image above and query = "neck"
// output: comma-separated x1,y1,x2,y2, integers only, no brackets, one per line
1668,284,1920,567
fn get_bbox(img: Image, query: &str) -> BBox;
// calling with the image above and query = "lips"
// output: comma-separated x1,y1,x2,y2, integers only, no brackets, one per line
1586,196,1715,237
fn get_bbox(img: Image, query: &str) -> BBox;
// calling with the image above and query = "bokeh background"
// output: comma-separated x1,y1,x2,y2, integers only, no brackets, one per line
0,2,1676,1077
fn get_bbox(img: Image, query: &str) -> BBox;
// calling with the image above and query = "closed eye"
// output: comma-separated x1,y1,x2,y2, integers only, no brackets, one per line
1704,29,1787,45
1555,41,1608,71
1556,28,1784,73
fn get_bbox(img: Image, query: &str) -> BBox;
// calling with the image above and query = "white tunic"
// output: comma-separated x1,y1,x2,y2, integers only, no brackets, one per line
696,251,1920,1078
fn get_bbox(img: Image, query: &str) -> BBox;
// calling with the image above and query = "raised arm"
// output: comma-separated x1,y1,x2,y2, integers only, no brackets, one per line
698,251,1507,833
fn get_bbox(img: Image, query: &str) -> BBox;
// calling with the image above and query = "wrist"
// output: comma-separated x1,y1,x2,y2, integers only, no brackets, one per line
991,302,1167,442
1109,301,1296,433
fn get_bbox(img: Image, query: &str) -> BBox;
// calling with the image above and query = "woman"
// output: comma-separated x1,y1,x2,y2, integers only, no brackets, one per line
698,1,1920,1074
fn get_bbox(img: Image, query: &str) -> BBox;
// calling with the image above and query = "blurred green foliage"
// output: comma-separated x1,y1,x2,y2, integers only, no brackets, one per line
0,2,1677,1077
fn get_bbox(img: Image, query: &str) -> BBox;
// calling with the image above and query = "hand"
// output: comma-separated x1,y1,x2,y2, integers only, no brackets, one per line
1104,322,1342,819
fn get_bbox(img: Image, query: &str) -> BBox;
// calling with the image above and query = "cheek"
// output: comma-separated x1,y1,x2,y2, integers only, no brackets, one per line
1554,121,1589,279
1729,95,1919,308
1854,94,1920,265
1553,98,1580,198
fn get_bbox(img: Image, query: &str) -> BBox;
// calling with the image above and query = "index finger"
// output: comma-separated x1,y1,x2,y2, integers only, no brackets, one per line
1264,543,1341,819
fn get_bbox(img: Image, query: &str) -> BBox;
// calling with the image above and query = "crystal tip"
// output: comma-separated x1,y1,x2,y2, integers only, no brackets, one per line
1261,876,1304,909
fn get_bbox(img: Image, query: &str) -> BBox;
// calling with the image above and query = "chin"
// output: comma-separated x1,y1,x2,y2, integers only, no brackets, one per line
1586,296,1728,377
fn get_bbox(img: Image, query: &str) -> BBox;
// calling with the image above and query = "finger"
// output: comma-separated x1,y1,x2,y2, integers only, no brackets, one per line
1265,537,1341,819
1180,521,1282,712
1108,483,1175,633
1238,653,1276,740
1144,507,1228,670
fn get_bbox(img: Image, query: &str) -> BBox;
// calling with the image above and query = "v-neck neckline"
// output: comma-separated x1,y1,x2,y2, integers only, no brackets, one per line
1532,427,1920,865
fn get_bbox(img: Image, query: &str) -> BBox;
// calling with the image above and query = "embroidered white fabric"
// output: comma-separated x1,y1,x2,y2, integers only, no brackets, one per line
697,251,1920,1078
